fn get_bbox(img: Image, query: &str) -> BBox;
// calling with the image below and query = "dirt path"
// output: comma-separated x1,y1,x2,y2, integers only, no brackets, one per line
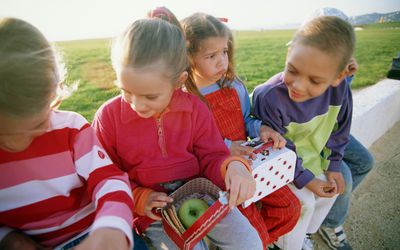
313,122,400,249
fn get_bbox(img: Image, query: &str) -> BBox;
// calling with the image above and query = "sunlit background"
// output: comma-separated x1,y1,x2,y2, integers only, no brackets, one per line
1,0,399,41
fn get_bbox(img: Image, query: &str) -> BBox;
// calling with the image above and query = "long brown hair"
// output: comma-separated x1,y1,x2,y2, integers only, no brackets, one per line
182,13,236,100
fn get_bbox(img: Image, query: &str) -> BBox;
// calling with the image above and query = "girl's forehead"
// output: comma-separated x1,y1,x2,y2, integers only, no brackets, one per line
118,67,174,92
197,36,228,52
119,66,169,80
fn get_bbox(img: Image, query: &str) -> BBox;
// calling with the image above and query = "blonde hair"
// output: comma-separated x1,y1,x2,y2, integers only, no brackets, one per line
182,13,235,91
112,18,188,86
292,16,355,73
0,18,66,117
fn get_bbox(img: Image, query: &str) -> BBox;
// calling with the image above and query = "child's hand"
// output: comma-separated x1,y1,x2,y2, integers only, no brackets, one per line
74,228,129,250
225,160,256,209
305,178,337,198
346,57,358,77
230,140,254,157
326,171,346,195
259,125,286,150
144,191,173,220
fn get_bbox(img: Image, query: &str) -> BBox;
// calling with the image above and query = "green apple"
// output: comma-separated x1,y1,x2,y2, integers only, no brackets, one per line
178,198,209,228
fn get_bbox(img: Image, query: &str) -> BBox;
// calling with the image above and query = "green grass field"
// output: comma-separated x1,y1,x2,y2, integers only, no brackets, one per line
57,22,400,122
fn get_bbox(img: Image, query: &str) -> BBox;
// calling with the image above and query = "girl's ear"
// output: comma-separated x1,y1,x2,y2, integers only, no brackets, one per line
175,71,188,88
331,69,347,87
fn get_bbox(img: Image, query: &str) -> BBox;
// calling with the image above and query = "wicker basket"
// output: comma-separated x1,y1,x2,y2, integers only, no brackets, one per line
161,178,229,250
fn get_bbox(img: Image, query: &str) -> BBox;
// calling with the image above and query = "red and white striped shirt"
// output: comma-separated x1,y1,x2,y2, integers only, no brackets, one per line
0,110,134,247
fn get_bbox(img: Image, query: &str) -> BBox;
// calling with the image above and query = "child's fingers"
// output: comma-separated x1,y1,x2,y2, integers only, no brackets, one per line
245,158,253,166
320,180,336,197
326,173,344,194
145,209,162,221
225,161,255,208
244,182,255,201
331,181,338,192
260,131,272,143
334,174,345,194
323,185,336,195
225,173,230,188
262,131,280,149
318,189,336,198
272,135,280,150
150,201,170,209
151,192,174,203
237,178,255,204
336,181,345,195
235,182,247,204
270,133,286,150
240,145,254,155
228,182,240,209
260,133,269,143
277,135,287,148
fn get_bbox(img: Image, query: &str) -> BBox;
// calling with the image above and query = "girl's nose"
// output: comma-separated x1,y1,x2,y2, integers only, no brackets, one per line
130,99,146,112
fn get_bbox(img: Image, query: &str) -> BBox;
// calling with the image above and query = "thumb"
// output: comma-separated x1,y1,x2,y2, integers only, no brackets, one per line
225,174,231,192
330,180,338,193
260,132,270,142
146,209,162,221
323,179,337,193
326,174,335,183
242,146,254,155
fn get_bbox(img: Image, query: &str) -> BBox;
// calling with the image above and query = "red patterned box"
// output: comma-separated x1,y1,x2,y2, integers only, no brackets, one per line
161,178,229,250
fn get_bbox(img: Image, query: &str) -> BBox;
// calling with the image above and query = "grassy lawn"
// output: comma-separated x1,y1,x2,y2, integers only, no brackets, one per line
57,22,400,122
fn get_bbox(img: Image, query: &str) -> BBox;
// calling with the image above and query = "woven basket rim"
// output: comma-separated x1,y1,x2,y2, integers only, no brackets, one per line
168,178,222,202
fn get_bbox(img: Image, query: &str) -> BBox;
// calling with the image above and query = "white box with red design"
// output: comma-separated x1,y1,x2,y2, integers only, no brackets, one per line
242,138,296,208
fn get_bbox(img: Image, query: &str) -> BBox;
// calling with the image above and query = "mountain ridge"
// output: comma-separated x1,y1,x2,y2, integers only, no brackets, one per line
349,10,400,25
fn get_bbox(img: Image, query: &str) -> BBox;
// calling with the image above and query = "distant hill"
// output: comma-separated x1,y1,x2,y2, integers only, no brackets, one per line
302,8,400,27
349,11,400,25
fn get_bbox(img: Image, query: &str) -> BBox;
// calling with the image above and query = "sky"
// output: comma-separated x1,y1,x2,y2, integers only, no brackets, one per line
1,0,399,41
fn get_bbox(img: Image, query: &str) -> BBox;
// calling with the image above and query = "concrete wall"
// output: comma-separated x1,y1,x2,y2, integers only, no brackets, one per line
351,79,400,148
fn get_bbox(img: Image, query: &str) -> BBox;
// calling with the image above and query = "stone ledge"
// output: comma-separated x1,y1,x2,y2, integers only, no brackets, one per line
351,79,400,148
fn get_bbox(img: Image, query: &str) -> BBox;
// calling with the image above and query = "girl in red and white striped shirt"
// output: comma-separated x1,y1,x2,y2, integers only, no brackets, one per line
0,18,134,250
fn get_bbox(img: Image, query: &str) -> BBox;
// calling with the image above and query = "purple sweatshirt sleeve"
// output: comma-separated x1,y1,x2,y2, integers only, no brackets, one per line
325,80,353,172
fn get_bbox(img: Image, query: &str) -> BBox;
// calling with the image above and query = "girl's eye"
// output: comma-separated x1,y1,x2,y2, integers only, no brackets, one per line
223,50,228,55
146,96,158,100
286,68,296,74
